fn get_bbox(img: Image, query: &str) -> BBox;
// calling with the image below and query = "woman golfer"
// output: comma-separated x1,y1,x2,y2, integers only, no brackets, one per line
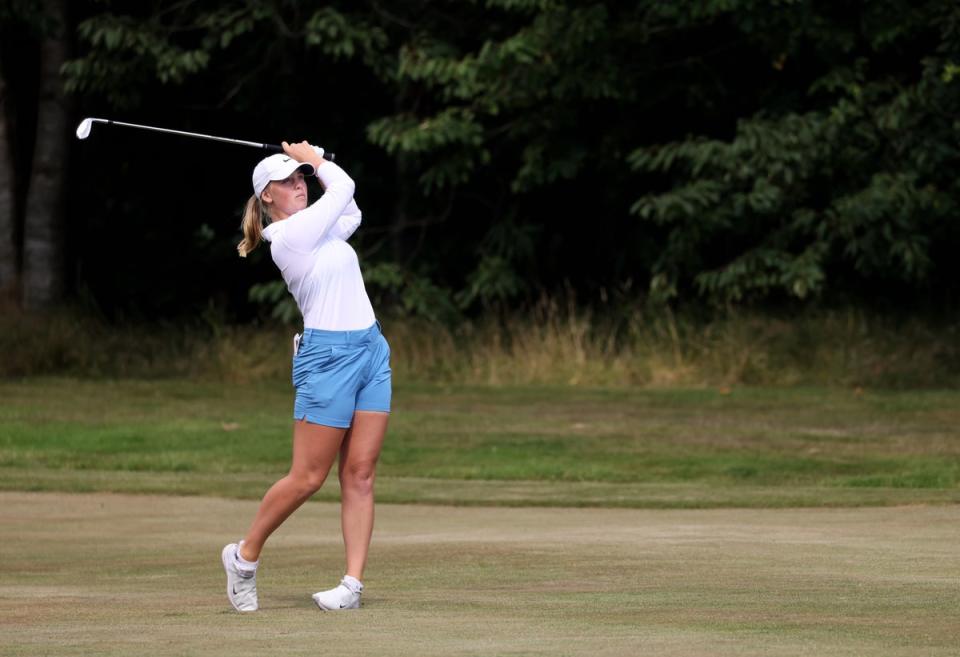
222,140,391,612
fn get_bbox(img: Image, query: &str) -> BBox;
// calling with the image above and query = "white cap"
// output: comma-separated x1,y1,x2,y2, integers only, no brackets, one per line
252,154,316,199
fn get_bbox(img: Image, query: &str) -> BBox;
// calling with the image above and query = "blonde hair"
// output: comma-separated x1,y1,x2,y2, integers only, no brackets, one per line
237,194,269,257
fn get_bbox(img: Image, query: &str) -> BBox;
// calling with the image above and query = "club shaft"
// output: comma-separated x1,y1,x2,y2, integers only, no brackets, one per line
81,118,336,160
98,119,276,150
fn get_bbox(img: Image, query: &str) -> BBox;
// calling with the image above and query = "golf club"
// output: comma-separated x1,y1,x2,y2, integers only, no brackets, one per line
75,117,335,161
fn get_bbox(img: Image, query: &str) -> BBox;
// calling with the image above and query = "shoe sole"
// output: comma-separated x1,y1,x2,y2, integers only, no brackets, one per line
312,594,359,611
222,544,256,613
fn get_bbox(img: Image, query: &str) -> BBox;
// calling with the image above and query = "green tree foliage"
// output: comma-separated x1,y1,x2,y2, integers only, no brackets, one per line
62,1,390,109
367,1,633,191
629,1,960,304
359,0,647,312
28,0,960,319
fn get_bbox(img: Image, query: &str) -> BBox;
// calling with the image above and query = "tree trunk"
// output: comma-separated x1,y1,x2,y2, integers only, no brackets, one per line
0,67,18,301
22,0,68,311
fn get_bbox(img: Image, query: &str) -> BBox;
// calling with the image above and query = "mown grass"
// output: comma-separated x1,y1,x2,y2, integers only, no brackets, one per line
5,494,959,657
1,378,958,507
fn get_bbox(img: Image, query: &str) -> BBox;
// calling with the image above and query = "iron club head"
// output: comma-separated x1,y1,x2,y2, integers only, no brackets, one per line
75,118,95,140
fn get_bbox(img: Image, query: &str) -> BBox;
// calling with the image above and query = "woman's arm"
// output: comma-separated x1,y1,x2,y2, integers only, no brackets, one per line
330,198,362,241
277,141,356,250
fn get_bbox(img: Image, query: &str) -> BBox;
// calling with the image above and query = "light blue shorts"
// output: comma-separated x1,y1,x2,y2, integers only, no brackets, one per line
291,321,392,428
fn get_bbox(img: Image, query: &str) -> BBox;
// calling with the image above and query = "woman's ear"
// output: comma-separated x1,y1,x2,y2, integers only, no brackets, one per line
260,185,272,205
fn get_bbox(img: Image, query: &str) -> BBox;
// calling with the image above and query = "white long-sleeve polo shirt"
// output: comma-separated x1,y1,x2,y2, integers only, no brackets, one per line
261,161,376,331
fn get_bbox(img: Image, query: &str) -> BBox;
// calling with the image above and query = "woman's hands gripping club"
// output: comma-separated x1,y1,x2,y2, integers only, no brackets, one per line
282,141,326,171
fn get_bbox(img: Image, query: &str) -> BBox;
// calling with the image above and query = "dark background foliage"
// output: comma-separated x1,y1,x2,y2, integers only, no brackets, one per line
1,0,957,322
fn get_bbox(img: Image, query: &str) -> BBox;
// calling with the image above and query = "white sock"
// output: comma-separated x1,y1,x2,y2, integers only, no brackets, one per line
234,541,259,576
342,575,363,593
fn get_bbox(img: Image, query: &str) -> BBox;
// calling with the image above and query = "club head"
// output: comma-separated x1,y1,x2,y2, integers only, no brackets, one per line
75,118,94,140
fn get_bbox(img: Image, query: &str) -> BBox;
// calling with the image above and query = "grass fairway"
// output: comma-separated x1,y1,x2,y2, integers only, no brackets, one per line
2,492,958,656
1,378,959,507
2,380,958,654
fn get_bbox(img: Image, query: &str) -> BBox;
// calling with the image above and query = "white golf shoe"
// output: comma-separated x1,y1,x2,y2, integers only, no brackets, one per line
312,577,363,611
221,543,258,612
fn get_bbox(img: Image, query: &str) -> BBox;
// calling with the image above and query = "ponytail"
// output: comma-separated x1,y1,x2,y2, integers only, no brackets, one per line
237,195,266,258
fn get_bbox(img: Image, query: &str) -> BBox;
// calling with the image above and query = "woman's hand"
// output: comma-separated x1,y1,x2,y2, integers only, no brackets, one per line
282,140,325,169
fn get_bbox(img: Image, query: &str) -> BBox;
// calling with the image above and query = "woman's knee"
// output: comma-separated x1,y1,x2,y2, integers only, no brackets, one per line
340,461,377,496
290,469,329,495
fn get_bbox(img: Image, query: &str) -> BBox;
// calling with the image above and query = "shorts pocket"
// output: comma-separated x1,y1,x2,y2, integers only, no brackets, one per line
292,345,334,387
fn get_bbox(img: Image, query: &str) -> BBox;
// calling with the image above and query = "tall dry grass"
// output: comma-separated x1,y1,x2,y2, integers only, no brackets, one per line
1,300,957,388
0,306,290,383
389,299,959,388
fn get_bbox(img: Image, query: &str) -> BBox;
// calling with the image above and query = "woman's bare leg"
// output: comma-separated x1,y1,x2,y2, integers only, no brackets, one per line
338,410,389,580
239,420,346,562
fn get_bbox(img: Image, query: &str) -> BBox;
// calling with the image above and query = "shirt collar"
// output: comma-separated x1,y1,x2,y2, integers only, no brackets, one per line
262,222,278,242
